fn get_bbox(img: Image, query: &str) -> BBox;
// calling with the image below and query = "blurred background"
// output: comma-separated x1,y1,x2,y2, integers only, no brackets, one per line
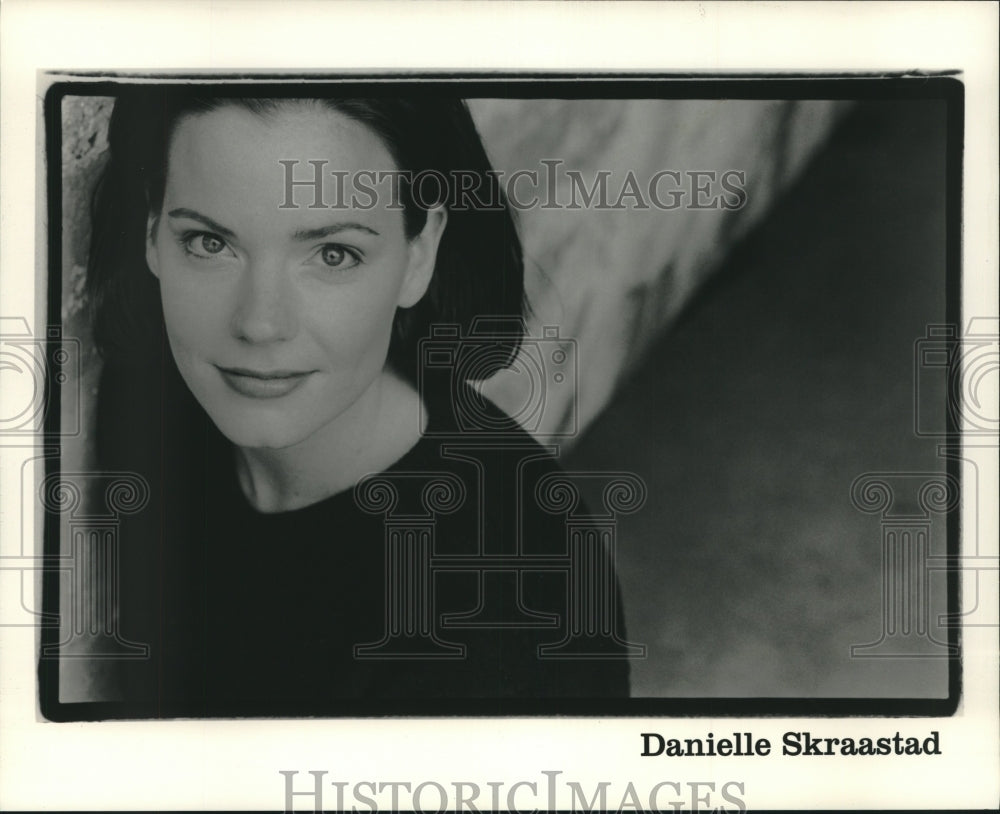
560,99,951,698
58,93,951,700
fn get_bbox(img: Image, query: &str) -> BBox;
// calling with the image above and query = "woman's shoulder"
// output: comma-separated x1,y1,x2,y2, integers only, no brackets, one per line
415,376,558,450
397,377,565,483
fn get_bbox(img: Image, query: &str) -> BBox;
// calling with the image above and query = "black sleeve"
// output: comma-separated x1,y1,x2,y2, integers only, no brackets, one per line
95,355,213,714
509,452,634,699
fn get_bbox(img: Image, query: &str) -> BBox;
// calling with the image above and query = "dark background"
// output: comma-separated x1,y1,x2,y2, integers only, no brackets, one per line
566,100,952,697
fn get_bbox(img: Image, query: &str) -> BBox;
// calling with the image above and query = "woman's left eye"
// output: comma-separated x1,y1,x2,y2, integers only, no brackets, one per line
315,244,361,271
180,231,235,261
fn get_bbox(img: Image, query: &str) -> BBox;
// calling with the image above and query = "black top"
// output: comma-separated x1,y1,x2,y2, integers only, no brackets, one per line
101,357,631,717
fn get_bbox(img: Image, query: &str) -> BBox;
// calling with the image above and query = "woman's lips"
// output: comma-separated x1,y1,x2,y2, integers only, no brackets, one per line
216,366,315,399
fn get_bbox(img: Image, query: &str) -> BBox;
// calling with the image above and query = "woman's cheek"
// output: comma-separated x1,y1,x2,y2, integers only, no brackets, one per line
159,273,232,359
301,302,381,379
302,274,401,366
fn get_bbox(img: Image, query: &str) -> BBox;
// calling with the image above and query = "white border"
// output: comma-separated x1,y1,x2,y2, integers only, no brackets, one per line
2,1,997,810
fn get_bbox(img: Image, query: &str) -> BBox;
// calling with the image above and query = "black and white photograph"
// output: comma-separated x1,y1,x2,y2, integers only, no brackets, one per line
40,77,962,720
1,2,997,811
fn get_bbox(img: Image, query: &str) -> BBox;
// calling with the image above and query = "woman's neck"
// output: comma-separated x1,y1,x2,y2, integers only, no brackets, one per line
232,368,425,513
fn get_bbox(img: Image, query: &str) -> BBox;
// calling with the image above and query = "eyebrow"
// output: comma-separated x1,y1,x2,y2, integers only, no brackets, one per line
167,208,380,241
292,222,380,241
167,208,237,239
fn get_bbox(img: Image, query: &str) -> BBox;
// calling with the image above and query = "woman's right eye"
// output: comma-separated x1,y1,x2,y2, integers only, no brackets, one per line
180,232,234,260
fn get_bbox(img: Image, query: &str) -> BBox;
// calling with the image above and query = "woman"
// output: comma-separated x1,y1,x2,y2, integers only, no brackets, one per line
87,86,632,716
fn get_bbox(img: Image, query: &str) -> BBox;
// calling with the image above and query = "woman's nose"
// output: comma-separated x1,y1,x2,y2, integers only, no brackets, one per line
229,262,298,344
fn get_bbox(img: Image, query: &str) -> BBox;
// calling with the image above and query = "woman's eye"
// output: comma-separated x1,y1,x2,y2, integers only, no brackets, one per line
181,232,233,260
316,244,361,271
199,235,226,254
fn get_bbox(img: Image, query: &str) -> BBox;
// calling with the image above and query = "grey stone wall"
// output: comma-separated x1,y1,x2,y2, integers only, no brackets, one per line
470,98,849,440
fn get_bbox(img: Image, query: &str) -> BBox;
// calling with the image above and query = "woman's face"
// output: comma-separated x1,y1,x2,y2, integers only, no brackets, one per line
146,102,445,450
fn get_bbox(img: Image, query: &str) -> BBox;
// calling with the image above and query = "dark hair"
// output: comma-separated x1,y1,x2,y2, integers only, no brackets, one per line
86,86,525,383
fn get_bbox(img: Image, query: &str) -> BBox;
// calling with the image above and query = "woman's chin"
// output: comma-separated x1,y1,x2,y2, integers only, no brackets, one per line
208,413,311,451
